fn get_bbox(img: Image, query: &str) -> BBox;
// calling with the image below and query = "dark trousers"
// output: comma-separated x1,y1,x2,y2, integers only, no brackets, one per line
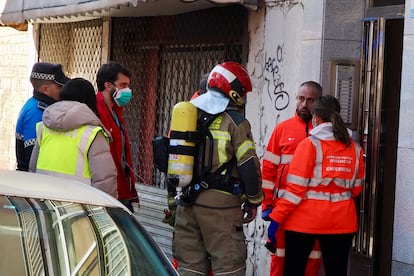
284,230,354,276
119,199,134,212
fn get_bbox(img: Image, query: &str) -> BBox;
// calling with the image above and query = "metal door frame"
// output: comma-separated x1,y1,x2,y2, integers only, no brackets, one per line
351,15,403,276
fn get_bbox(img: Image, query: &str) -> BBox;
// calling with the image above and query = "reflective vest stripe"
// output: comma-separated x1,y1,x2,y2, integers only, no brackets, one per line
309,250,322,259
286,174,309,186
262,179,275,189
280,154,293,164
281,137,361,204
354,179,363,187
264,150,280,165
236,140,255,161
276,248,285,257
78,125,100,178
273,188,287,198
210,130,231,165
282,190,302,205
263,151,293,165
306,190,352,202
309,137,361,189
276,248,321,259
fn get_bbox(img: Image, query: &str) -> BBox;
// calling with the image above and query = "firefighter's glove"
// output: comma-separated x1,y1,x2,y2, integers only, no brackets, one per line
265,220,279,254
162,196,176,227
242,202,257,224
261,207,273,221
162,209,176,227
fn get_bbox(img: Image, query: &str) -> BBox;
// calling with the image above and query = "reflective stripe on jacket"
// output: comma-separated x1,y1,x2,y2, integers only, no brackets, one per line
261,113,312,209
35,122,103,184
195,107,263,207
270,125,365,234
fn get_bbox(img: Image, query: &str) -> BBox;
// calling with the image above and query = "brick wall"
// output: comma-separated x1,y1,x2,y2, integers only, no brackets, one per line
0,27,34,170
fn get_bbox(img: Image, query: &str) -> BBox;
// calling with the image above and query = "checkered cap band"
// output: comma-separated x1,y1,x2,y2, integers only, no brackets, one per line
31,72,56,81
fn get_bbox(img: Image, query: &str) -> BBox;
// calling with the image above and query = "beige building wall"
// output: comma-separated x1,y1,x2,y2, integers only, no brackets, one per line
0,26,35,170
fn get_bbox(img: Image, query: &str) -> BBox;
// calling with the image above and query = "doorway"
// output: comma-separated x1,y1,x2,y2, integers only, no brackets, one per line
350,17,403,276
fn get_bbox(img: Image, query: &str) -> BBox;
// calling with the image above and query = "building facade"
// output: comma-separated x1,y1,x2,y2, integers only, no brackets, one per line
0,0,413,275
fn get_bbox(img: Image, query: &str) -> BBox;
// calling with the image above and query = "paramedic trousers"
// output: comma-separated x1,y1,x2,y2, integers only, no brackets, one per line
284,230,355,276
174,189,246,276
271,228,322,276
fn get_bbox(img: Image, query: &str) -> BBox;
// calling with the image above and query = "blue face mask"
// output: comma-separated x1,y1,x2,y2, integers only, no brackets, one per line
113,87,132,107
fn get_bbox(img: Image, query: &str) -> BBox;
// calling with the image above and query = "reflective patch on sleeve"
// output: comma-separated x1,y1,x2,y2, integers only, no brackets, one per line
281,190,301,205
236,140,255,161
286,174,309,187
263,150,280,165
262,179,275,190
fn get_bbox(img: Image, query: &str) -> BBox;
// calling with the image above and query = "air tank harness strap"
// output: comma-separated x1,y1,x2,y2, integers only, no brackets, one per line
197,157,238,194
169,130,200,156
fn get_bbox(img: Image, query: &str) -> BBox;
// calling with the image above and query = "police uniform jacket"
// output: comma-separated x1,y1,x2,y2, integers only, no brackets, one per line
16,91,56,171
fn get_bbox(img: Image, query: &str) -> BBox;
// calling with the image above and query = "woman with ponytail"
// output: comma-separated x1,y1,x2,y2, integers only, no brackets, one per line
265,95,365,276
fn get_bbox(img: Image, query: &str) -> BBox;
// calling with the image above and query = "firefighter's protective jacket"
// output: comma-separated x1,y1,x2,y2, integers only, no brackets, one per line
195,106,263,207
270,122,365,233
261,113,312,209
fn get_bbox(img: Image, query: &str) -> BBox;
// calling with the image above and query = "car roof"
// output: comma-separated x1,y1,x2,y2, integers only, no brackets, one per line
0,170,127,209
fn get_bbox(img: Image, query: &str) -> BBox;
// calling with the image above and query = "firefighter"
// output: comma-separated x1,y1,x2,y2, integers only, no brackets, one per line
265,95,365,276
262,81,323,276
173,62,263,276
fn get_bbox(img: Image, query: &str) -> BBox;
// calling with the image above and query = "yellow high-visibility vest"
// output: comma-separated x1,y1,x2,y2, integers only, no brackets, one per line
35,122,105,184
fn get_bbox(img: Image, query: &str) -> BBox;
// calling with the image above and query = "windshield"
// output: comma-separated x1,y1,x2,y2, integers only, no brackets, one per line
0,195,177,276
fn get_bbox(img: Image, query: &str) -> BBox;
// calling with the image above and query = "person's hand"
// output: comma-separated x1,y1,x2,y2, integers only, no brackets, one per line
261,207,273,221
162,195,176,227
243,204,257,224
265,220,279,253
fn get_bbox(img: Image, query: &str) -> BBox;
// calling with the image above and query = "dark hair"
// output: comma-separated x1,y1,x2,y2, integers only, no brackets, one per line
96,62,131,91
198,73,209,95
312,95,350,147
60,78,98,115
300,81,323,97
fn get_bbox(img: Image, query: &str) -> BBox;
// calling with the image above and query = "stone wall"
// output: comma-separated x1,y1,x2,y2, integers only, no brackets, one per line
0,26,34,170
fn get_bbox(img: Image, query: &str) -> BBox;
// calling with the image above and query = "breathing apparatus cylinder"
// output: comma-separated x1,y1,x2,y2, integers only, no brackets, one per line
167,101,198,188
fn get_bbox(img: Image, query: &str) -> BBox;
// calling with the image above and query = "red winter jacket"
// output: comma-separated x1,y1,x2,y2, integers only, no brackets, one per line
261,113,312,210
96,92,138,202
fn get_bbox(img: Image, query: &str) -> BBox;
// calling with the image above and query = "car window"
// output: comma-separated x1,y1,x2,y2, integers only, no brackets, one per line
0,195,177,276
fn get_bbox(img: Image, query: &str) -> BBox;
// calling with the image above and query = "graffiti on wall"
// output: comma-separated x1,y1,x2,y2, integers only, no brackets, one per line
264,44,289,111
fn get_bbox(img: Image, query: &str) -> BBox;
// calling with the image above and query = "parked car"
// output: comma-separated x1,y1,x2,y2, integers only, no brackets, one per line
0,170,178,276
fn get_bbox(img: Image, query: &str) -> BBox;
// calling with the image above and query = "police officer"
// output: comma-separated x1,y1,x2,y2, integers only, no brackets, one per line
16,62,70,171
174,62,263,276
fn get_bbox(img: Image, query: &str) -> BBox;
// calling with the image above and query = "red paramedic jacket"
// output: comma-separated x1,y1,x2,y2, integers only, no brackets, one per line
261,112,312,210
270,123,365,234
